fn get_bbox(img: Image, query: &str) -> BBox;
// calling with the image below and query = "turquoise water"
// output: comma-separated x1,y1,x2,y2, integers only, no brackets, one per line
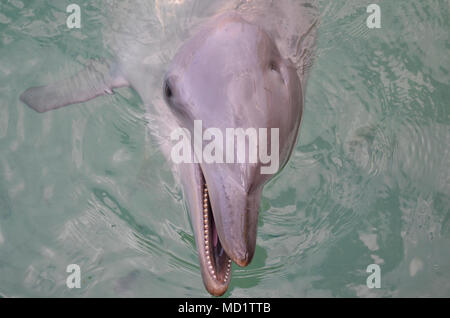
0,0,449,297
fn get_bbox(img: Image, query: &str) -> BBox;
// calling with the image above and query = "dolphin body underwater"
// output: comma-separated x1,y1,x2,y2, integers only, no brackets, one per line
20,0,318,296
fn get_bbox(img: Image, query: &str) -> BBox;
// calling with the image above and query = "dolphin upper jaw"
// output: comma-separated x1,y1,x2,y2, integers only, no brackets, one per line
200,162,263,268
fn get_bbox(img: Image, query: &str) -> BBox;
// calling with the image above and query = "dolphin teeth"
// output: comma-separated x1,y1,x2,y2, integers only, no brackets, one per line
203,183,225,282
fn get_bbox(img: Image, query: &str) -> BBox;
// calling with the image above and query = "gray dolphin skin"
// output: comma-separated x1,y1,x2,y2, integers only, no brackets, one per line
20,0,317,296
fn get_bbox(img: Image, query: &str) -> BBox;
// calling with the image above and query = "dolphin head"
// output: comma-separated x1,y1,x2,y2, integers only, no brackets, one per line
163,13,303,296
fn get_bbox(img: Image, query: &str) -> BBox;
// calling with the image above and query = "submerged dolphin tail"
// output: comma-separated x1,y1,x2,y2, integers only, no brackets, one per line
20,59,129,113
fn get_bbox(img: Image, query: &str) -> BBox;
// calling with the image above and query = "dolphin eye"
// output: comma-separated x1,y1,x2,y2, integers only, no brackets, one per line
164,80,173,99
269,60,280,73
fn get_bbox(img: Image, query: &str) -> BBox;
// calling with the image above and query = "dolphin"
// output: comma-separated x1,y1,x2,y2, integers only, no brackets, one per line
20,0,317,296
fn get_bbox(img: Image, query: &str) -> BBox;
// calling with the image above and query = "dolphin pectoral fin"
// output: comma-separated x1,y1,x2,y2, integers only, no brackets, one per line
20,59,129,113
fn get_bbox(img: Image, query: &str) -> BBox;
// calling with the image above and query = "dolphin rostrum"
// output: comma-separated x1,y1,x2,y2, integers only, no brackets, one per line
20,0,318,296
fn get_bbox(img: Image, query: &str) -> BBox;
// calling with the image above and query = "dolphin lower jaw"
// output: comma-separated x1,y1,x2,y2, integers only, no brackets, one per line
189,162,262,296
202,181,232,284
194,165,232,296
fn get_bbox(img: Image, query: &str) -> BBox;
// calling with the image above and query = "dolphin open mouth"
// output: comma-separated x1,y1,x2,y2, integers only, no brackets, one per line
198,167,232,295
